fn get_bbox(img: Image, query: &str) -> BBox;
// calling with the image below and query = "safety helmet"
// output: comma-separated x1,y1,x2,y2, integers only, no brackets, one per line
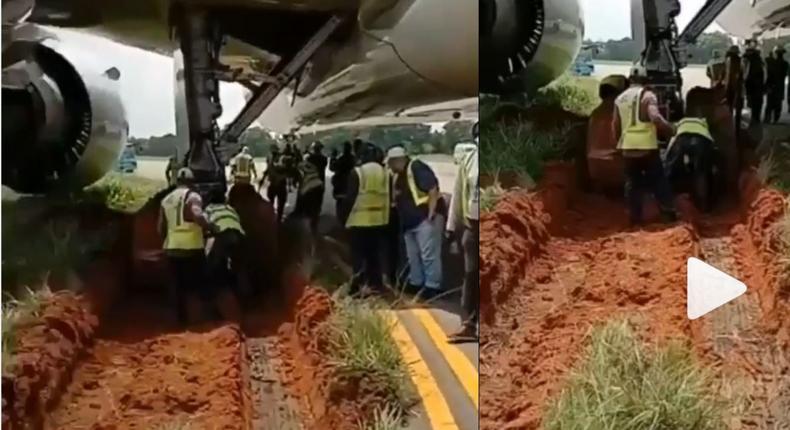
241,146,250,154
311,141,323,151
176,167,194,181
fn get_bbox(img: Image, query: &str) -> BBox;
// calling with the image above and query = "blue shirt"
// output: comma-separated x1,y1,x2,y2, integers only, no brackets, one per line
394,159,445,230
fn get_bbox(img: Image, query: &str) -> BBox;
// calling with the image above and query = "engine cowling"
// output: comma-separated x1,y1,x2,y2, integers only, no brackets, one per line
480,0,584,95
2,28,127,194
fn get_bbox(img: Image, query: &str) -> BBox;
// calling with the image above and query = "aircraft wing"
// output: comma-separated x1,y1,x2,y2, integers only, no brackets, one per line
716,0,790,38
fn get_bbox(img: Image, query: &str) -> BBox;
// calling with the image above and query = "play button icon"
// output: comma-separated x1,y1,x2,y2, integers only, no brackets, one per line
687,257,747,320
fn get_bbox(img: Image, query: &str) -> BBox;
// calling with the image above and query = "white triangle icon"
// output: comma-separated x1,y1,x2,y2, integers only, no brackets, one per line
687,257,747,320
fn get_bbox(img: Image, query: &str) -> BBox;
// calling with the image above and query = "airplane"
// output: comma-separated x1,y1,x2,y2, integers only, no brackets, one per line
480,0,790,96
2,0,477,194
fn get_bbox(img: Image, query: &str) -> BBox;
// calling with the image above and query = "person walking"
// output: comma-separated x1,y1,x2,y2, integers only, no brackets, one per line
230,146,257,186
724,45,744,122
613,64,678,226
339,145,390,295
204,190,246,321
329,141,356,222
260,145,288,222
446,126,479,343
158,168,219,325
165,154,180,187
707,49,726,88
765,46,789,124
742,43,765,125
292,153,325,240
307,141,328,184
386,145,446,299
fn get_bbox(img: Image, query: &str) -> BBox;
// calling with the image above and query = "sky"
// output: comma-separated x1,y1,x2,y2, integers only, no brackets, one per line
582,0,724,41
49,1,727,137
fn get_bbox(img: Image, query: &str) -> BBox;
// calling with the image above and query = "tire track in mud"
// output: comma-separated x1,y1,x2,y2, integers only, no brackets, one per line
480,191,789,430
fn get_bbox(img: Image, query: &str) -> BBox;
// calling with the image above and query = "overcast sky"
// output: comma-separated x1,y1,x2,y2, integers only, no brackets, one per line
582,0,724,41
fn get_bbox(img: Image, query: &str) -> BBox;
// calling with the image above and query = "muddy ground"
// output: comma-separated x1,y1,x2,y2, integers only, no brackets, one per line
2,185,394,429
480,164,789,429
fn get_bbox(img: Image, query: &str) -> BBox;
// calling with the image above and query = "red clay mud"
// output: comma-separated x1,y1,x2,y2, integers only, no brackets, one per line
481,168,789,429
3,292,99,430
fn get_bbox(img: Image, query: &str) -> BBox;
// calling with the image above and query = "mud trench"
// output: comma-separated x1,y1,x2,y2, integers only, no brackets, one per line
480,171,789,430
3,185,373,430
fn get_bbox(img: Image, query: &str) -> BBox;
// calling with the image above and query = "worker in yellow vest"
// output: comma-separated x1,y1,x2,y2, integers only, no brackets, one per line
158,168,219,325
665,87,718,212
446,126,479,343
204,189,246,322
339,145,390,295
165,154,180,187
230,146,257,185
386,145,446,299
613,64,678,226
291,153,325,239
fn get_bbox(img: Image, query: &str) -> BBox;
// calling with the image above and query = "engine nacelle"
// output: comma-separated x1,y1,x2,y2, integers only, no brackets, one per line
480,0,584,95
2,26,127,194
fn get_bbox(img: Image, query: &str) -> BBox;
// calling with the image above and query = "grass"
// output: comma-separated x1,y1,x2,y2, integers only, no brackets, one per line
2,286,53,375
480,122,571,181
359,404,404,430
83,173,166,213
544,319,727,430
533,75,600,117
326,291,416,427
480,185,505,213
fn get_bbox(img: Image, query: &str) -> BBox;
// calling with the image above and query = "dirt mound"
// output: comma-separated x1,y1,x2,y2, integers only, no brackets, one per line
480,192,551,323
3,292,99,429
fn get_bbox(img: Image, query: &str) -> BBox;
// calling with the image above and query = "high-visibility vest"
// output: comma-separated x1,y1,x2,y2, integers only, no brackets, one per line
675,117,713,141
161,187,205,250
234,154,254,178
460,148,478,222
299,160,323,196
346,162,390,227
406,160,430,206
205,204,245,235
616,86,659,151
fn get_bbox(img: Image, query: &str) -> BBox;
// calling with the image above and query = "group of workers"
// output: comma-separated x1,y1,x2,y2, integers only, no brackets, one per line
159,130,479,342
707,44,790,125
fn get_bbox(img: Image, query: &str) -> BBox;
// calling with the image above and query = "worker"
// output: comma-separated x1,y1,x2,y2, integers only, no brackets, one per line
330,141,357,221
665,87,718,212
765,45,788,124
204,189,245,321
352,139,365,163
307,141,328,184
724,45,744,122
587,74,628,192
613,64,678,226
339,145,390,296
706,49,726,88
165,154,180,187
742,43,765,125
260,144,288,222
291,151,325,240
158,168,219,325
230,146,257,185
282,143,299,191
446,124,479,343
386,145,446,299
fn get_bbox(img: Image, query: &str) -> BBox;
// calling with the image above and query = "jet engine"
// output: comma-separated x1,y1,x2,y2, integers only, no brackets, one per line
480,0,584,95
2,27,127,194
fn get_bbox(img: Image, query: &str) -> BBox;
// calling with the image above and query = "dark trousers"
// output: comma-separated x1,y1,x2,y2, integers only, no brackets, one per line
294,187,324,237
267,182,287,222
765,90,784,123
461,221,479,325
624,152,676,225
206,229,243,296
349,226,384,293
166,250,206,324
745,90,763,124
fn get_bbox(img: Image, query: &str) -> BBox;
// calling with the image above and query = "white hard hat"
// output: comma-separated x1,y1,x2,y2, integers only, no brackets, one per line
177,167,194,181
629,63,647,79
386,146,407,160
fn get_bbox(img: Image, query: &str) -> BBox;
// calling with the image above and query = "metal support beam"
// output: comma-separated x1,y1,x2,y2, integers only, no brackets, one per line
679,0,733,45
220,15,344,143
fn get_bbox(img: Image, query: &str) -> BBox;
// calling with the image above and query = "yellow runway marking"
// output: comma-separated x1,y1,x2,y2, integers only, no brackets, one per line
386,311,458,430
411,309,479,409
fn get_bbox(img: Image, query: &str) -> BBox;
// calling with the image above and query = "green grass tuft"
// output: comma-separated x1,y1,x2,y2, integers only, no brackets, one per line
83,173,166,213
480,185,504,213
480,123,570,181
327,293,416,424
358,403,405,430
544,319,727,430
2,286,53,375
533,75,600,117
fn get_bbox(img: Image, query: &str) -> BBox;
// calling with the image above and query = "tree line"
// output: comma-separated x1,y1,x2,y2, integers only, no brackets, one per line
586,33,790,65
129,122,475,158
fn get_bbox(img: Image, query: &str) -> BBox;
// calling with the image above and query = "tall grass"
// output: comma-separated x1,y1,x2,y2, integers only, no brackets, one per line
326,293,416,426
544,319,726,430
83,173,166,213
533,75,600,117
2,286,53,375
480,123,570,181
